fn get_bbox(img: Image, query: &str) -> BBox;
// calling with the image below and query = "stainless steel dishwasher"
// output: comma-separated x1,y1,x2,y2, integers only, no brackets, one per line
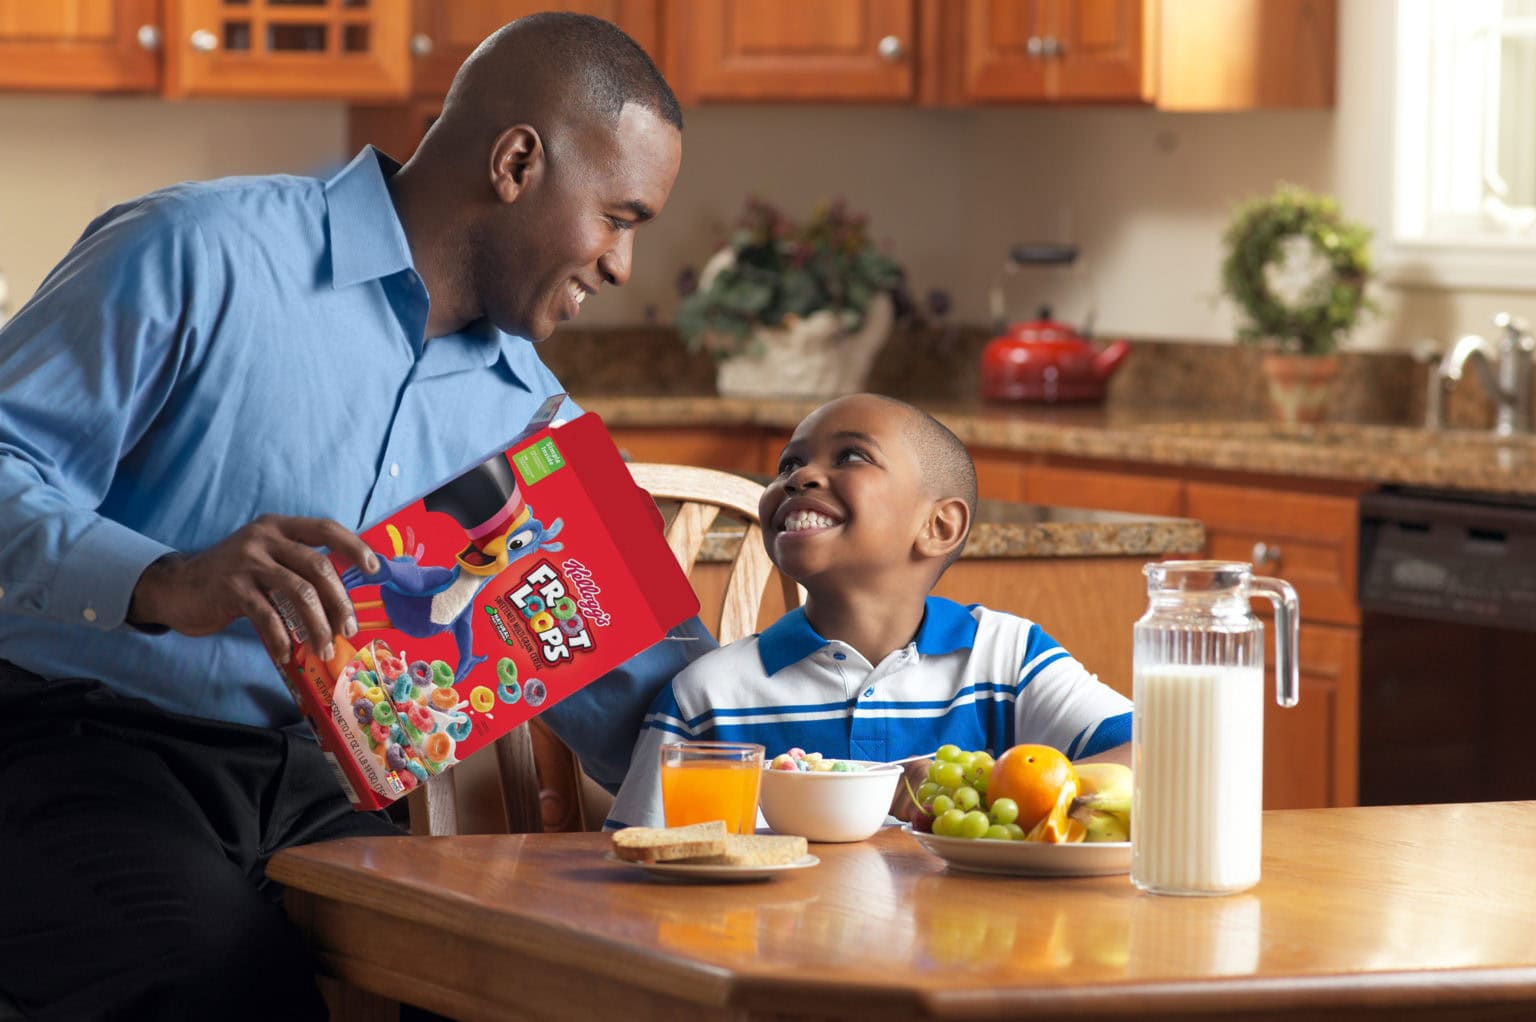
1357,488,1536,806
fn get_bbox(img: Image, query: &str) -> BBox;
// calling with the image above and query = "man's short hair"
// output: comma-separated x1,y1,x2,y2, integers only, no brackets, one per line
451,12,682,131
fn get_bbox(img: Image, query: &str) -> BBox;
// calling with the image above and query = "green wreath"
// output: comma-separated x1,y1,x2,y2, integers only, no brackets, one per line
1219,184,1374,357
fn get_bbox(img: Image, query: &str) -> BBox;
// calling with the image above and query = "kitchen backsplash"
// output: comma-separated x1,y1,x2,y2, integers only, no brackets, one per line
541,328,1505,430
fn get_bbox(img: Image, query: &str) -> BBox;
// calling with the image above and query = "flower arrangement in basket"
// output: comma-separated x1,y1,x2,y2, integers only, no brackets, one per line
675,198,910,399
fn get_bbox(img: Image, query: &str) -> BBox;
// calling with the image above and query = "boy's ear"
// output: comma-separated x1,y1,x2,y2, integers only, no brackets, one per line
915,496,970,562
489,124,544,205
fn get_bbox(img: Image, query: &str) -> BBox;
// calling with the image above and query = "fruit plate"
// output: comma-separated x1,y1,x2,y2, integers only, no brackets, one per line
603,852,820,884
902,824,1130,877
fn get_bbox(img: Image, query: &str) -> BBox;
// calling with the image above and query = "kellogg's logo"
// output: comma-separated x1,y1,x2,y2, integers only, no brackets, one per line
506,560,600,667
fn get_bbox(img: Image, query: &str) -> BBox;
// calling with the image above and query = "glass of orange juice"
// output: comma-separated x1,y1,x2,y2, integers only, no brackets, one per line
659,741,765,835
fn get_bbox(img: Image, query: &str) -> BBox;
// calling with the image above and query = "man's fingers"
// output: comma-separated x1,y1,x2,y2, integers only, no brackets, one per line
237,580,298,666
282,516,379,575
260,563,335,662
270,538,357,643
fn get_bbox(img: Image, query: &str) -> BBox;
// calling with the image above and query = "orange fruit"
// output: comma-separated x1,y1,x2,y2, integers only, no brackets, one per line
987,744,1079,834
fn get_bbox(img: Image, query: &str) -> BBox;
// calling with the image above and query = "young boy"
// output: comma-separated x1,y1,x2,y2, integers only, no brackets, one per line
606,393,1131,830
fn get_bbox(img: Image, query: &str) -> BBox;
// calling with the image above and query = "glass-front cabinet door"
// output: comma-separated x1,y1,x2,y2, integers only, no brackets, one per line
165,0,409,99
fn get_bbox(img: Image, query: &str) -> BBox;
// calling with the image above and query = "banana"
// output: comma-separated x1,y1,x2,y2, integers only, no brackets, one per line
1070,763,1132,842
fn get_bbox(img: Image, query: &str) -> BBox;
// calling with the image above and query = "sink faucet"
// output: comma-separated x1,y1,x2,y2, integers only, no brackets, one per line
1434,313,1536,436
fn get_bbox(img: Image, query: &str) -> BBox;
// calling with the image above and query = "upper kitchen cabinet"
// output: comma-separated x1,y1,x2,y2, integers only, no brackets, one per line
664,0,917,103
409,1,660,98
946,0,1335,108
0,0,160,92
959,0,1148,103
670,0,1335,108
163,0,409,99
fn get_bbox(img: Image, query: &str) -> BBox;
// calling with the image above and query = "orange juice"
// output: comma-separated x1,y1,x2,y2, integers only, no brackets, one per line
661,760,762,834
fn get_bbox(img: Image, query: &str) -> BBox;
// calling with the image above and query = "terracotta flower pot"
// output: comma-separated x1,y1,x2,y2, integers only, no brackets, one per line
1259,353,1340,425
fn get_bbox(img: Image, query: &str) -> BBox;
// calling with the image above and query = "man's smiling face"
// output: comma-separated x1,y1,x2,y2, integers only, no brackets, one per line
478,102,681,341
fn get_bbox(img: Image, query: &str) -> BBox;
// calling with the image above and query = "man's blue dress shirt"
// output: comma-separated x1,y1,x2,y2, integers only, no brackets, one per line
0,148,708,788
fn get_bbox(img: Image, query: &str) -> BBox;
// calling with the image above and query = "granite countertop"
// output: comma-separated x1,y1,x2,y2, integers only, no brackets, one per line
584,396,1536,498
686,499,1204,563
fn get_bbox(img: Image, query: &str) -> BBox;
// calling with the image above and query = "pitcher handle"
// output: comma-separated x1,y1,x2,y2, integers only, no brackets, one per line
1251,575,1300,707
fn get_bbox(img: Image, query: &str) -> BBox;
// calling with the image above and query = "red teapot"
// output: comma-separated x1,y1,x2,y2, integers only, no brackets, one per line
978,244,1131,403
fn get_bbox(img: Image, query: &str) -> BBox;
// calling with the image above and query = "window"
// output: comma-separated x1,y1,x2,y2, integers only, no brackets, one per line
1391,0,1536,289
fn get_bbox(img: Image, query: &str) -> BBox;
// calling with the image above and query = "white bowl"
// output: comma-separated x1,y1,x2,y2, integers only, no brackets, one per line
758,761,903,843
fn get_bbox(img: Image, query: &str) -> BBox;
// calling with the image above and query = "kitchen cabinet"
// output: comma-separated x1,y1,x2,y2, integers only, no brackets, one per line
0,0,159,92
164,0,409,100
408,0,660,98
958,0,1147,103
0,0,409,99
668,0,1334,109
1022,462,1182,517
663,0,916,103
1263,622,1358,810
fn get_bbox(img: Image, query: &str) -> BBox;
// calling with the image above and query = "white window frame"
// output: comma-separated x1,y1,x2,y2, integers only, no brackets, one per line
1386,0,1536,291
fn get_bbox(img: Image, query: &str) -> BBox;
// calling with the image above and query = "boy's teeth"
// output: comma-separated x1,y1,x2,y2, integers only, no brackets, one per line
570,282,585,304
784,510,836,532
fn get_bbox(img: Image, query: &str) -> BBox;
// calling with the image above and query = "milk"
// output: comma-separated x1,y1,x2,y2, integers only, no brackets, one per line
1131,664,1265,895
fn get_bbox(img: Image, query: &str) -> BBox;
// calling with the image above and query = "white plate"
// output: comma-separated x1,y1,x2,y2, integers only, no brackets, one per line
604,851,820,883
902,824,1130,877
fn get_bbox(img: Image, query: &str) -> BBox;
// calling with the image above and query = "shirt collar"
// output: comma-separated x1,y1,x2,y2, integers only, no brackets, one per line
756,596,978,676
324,146,415,290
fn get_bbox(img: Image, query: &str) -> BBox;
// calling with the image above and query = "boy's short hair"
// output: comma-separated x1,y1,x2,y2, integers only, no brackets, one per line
872,396,977,572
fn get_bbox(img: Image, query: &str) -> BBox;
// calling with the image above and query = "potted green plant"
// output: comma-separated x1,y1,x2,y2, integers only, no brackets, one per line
675,197,908,400
1219,184,1375,424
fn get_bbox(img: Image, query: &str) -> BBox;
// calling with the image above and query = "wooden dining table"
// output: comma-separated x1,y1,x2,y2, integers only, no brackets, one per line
270,801,1536,1021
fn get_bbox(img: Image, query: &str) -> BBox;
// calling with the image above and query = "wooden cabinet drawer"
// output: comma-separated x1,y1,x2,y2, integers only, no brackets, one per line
1024,465,1182,518
973,453,1028,503
1262,622,1359,809
1186,482,1360,626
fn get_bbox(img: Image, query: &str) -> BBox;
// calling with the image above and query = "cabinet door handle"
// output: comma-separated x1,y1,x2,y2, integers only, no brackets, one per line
1252,541,1282,567
137,24,161,51
189,29,218,53
1040,36,1064,57
1026,35,1044,57
877,34,904,62
410,33,434,57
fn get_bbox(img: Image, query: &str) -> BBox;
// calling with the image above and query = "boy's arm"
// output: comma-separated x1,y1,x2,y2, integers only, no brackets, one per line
1006,617,1132,761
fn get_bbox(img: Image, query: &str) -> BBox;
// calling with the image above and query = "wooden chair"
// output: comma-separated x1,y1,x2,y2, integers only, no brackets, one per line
407,463,802,836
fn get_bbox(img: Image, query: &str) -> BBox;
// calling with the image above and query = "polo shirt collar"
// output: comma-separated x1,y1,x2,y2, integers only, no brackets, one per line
324,146,415,290
756,596,978,676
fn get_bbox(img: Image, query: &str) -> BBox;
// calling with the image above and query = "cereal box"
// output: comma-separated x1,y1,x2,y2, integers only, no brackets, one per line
272,406,699,810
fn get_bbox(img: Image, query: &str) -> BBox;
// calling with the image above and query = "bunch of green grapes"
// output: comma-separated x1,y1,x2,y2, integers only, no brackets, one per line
913,743,1025,841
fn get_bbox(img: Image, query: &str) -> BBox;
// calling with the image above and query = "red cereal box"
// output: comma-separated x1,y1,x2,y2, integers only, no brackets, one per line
271,404,699,810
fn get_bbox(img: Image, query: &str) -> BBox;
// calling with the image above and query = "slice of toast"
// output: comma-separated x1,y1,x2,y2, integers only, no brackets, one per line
695,833,808,867
611,820,728,863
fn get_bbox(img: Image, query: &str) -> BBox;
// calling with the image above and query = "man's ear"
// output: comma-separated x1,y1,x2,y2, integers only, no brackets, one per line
489,125,543,204
916,496,970,562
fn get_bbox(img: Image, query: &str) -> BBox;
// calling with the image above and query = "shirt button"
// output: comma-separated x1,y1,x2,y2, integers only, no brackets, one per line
82,607,97,623
864,687,875,697
389,463,401,478
833,652,846,661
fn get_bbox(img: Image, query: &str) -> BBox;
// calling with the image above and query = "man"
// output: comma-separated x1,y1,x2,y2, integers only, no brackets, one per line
0,13,706,1020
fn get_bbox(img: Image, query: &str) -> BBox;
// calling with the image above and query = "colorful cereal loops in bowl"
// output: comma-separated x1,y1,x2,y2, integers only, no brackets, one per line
759,749,901,843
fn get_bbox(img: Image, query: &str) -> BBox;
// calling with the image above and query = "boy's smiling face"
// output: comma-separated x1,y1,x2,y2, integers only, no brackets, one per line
759,395,933,586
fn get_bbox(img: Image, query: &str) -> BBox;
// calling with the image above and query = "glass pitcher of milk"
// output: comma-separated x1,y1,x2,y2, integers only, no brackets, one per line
1130,560,1298,896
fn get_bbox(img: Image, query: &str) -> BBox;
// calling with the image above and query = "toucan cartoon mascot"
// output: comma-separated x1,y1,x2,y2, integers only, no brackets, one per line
342,452,564,681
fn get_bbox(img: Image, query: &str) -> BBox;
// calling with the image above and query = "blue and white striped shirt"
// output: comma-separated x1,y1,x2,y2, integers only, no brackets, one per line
607,596,1132,830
